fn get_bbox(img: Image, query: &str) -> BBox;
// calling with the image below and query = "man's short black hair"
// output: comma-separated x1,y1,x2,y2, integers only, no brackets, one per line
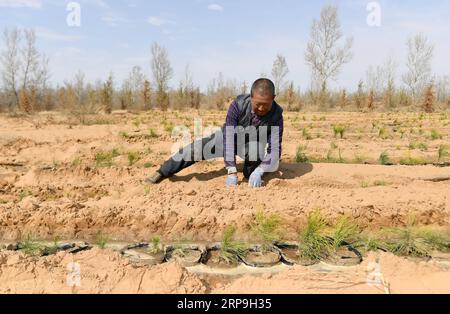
251,78,276,97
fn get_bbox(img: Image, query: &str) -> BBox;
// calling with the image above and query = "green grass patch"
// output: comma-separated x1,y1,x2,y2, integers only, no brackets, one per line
95,149,121,167
19,234,43,255
333,125,347,139
430,129,443,140
295,145,309,163
127,151,140,166
94,231,110,249
379,151,392,165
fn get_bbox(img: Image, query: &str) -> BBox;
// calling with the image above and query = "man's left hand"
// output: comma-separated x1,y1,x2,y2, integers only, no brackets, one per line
249,167,264,188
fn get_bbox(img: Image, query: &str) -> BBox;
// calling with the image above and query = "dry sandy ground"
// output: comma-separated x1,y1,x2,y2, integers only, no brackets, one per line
0,248,449,294
0,111,449,293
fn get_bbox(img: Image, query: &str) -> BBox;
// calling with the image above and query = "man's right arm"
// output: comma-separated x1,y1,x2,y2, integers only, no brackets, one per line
223,100,240,174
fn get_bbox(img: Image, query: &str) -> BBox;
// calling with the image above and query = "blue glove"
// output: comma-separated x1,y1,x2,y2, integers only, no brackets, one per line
249,167,264,188
226,175,238,187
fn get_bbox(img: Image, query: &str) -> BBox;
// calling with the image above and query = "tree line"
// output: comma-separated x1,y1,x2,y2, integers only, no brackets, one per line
1,5,449,114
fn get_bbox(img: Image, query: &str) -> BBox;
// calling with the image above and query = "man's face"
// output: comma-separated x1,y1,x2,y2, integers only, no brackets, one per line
251,93,275,117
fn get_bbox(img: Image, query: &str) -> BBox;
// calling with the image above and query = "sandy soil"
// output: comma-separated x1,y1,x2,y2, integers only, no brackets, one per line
0,248,448,294
0,111,449,293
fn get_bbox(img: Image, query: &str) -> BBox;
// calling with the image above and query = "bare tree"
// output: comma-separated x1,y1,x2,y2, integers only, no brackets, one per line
403,34,434,99
142,80,152,110
21,29,39,91
180,64,197,109
182,64,194,92
271,54,289,95
33,54,50,90
422,83,435,113
305,5,353,95
73,70,86,107
241,81,248,94
123,65,146,109
1,28,21,108
102,73,114,114
436,75,449,102
366,57,397,100
151,42,173,110
128,65,145,94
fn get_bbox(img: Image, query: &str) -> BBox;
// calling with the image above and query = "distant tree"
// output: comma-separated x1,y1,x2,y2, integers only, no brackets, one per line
354,80,366,110
435,75,449,103
142,80,152,110
241,81,248,94
0,28,21,108
368,89,375,110
305,5,353,95
271,54,289,95
21,29,39,91
422,83,435,113
339,89,348,109
120,80,133,110
366,57,397,97
101,73,114,114
403,34,434,99
151,42,173,110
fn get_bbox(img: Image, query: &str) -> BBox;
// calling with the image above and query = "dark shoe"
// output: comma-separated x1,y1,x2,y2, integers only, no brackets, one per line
145,171,164,184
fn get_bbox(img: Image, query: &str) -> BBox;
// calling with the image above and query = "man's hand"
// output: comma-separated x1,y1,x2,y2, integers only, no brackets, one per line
226,174,238,187
249,167,264,188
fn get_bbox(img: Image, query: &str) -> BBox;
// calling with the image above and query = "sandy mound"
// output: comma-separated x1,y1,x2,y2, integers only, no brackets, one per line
0,248,206,294
0,249,448,294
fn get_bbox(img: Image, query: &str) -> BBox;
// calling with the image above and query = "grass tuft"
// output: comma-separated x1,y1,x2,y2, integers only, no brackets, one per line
220,226,248,263
251,210,282,250
297,209,331,261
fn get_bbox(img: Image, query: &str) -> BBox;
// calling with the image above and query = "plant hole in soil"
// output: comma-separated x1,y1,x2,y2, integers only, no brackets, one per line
241,246,281,268
280,247,319,266
123,247,165,266
204,250,240,269
165,245,206,267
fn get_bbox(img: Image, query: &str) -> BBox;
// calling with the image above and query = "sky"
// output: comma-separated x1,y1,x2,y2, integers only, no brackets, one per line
1,0,450,92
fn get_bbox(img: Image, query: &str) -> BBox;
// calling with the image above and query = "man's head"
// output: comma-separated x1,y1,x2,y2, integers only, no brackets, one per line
250,78,276,117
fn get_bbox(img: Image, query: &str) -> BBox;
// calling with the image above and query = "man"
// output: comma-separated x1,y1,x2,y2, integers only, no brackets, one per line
146,78,284,188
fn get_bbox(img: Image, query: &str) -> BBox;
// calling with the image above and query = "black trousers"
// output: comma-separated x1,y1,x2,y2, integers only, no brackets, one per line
158,131,265,179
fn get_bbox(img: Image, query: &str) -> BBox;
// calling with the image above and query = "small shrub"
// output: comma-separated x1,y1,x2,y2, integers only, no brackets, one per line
379,151,392,165
220,226,248,263
331,216,359,249
251,210,282,250
438,145,450,162
333,125,346,139
19,234,42,255
297,209,331,261
95,149,120,167
430,129,443,140
127,151,140,166
94,231,110,249
295,145,309,163
302,128,312,140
